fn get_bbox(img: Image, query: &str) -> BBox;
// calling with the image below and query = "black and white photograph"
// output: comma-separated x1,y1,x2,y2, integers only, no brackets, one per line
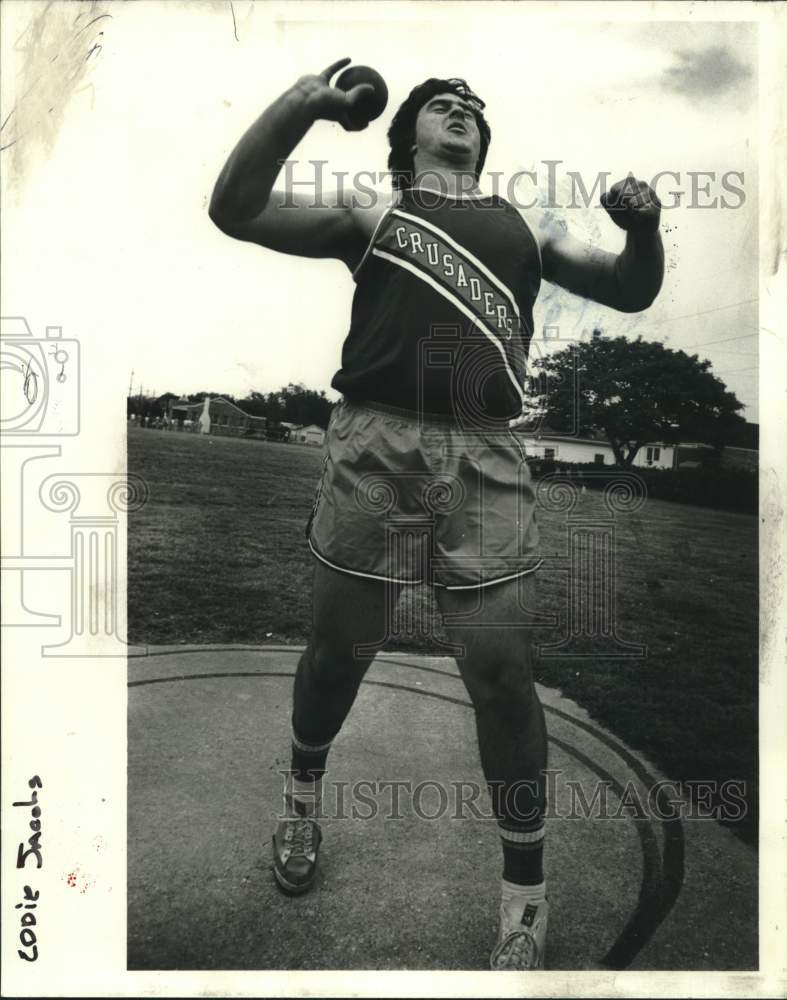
1,1,785,995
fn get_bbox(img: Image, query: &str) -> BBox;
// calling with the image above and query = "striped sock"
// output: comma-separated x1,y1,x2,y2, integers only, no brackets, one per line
285,728,333,817
283,773,322,818
499,822,545,885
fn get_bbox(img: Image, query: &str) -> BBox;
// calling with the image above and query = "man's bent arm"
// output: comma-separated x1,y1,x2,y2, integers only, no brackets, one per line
209,59,374,261
209,85,319,226
534,177,664,313
540,223,664,313
613,228,665,311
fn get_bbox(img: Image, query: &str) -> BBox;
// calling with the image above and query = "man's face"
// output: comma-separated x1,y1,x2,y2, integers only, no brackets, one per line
414,91,482,167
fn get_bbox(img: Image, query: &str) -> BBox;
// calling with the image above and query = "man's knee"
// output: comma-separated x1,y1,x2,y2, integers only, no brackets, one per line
461,650,536,715
306,633,373,690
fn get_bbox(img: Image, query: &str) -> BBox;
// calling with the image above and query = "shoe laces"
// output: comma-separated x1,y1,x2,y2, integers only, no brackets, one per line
493,928,540,970
283,817,315,858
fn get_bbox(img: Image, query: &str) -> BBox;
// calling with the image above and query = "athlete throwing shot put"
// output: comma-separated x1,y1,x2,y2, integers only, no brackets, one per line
209,58,663,970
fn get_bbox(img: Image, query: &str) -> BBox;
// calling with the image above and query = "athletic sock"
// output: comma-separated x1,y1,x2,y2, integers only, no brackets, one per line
497,822,547,935
500,878,548,931
284,728,333,818
283,774,322,818
499,822,545,885
501,878,547,907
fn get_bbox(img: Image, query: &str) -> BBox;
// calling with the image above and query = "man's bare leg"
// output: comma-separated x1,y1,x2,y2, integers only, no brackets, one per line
435,573,549,968
292,560,402,747
273,560,402,893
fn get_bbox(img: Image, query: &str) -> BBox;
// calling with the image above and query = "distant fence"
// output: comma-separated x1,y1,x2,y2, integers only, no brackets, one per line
206,421,267,439
128,416,327,445
528,460,757,514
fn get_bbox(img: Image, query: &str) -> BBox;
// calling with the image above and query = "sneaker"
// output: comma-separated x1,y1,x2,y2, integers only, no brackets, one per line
490,897,549,970
272,815,322,895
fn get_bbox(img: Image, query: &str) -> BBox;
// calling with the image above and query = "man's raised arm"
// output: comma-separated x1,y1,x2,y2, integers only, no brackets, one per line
535,178,665,313
208,58,373,262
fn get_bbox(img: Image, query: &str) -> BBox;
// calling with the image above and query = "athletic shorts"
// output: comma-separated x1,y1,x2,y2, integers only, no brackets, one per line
307,398,542,590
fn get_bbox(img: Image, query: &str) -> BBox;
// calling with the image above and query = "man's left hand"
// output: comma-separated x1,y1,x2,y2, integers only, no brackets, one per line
601,177,661,235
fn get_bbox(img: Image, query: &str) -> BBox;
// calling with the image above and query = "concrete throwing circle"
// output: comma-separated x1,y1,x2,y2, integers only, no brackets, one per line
128,646,755,972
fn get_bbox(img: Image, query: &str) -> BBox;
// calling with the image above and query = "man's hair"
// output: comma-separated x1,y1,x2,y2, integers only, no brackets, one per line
386,78,491,190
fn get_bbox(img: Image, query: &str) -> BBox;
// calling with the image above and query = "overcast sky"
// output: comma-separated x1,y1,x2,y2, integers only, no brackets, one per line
3,3,760,420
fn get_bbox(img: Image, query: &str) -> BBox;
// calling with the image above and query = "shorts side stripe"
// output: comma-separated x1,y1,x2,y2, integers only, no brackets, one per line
308,537,420,585
436,559,544,590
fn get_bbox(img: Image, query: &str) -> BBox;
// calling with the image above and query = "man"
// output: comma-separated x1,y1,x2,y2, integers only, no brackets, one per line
209,58,663,970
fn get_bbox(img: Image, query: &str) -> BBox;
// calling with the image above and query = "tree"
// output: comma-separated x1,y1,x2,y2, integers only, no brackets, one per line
253,383,334,429
529,334,746,466
235,393,269,419
186,391,235,404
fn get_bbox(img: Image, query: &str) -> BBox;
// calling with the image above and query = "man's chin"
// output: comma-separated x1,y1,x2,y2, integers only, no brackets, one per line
438,138,476,163
442,134,472,150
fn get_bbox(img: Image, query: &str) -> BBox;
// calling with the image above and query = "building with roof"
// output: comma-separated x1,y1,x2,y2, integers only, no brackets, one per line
515,427,677,469
289,424,325,446
168,397,267,438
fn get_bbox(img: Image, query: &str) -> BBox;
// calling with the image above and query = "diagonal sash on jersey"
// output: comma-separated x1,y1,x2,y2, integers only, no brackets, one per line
371,209,529,404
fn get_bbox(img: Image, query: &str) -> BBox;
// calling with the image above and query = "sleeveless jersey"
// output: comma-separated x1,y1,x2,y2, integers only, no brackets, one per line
331,187,542,422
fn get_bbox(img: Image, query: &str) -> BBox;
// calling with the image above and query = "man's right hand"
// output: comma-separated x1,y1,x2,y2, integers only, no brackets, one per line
210,56,387,261
293,58,376,132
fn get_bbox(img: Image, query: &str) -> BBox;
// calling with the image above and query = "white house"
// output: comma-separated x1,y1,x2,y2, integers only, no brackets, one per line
515,429,677,470
290,424,326,446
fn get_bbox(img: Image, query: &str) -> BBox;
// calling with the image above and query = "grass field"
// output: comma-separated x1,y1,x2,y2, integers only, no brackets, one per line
128,426,758,842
